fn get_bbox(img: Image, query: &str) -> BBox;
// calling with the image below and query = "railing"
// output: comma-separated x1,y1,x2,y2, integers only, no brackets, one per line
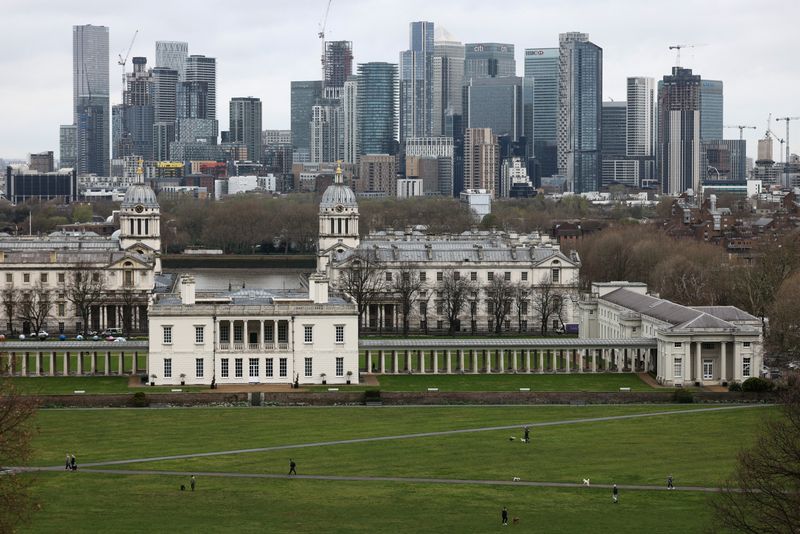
216,342,291,352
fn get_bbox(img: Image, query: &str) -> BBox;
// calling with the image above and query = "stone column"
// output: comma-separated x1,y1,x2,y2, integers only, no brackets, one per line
565,349,571,373
77,351,83,375
105,351,111,376
118,352,124,375
525,350,531,373
458,349,464,372
366,350,372,373
63,352,69,376
512,350,518,372
499,350,505,373
720,342,727,384
21,352,28,376
243,321,249,347
683,342,691,383
473,350,479,374
418,350,425,374
392,350,398,374
133,352,138,373
592,349,597,372
50,351,56,376
539,350,544,373
733,342,741,382
446,350,452,374
91,351,97,374
695,342,702,384
380,350,386,373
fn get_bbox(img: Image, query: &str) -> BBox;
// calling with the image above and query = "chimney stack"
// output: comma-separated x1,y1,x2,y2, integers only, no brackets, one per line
180,274,196,305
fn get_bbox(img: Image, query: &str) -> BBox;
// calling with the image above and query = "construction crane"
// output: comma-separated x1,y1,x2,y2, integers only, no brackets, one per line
668,44,705,67
724,125,756,140
764,114,785,163
117,30,139,95
318,0,333,84
776,116,800,164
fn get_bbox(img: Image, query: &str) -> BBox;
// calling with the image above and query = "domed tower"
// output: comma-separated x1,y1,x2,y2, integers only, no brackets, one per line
318,163,359,271
119,161,161,257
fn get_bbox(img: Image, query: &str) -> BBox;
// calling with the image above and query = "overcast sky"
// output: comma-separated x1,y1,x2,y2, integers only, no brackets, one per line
1,0,797,161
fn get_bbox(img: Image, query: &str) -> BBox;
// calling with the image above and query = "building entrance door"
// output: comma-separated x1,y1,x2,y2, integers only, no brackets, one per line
703,359,713,381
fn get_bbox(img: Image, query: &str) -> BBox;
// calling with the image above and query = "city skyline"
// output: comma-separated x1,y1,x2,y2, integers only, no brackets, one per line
0,0,797,161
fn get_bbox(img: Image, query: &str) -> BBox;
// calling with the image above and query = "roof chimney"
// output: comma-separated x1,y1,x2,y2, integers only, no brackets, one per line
308,272,329,304
425,243,433,260
180,274,196,305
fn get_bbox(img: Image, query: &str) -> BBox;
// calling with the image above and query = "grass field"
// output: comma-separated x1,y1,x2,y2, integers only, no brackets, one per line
310,373,657,392
8,376,206,395
19,405,773,532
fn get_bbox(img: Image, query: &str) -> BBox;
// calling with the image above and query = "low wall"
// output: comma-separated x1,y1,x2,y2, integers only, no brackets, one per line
32,390,776,408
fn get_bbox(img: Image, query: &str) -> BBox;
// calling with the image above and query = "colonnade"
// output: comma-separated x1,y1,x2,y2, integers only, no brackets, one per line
0,346,147,376
362,345,655,374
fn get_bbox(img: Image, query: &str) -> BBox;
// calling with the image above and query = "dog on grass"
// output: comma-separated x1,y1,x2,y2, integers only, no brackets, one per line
582,478,591,487
512,517,520,525
512,476,521,482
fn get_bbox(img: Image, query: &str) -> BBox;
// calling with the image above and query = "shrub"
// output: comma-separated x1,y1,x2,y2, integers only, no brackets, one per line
672,388,694,403
728,381,742,392
741,377,774,393
364,389,381,401
131,391,149,408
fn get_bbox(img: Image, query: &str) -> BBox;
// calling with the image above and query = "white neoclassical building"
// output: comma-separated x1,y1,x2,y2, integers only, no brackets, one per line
579,282,763,386
317,166,582,334
0,181,162,335
147,273,359,386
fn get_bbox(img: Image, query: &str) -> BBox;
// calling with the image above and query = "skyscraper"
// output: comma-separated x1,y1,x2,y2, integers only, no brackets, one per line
399,21,434,144
184,55,216,121
59,125,77,169
290,80,323,160
626,77,656,157
155,41,188,80
113,57,154,160
700,80,723,140
324,41,353,91
464,128,499,195
657,67,701,195
701,139,746,182
73,24,110,176
357,62,398,157
432,27,464,137
464,43,515,81
464,77,523,141
524,48,559,178
557,32,602,193
229,97,263,162
342,77,359,164
600,101,627,186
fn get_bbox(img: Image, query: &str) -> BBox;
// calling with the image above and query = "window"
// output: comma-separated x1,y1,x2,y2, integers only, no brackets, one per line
266,358,274,377
92,272,100,282
488,319,494,332
420,272,426,282
521,302,528,315
470,301,477,314
470,272,477,281
195,326,204,344
235,358,243,378
58,322,65,333
304,357,312,377
124,270,134,286
58,272,65,284
40,273,48,283
23,273,30,283
277,322,288,342
437,272,443,281
419,302,427,316
335,357,344,377
674,358,682,378
743,342,751,348
220,323,230,343
504,272,511,281
521,320,528,331
335,325,344,344
221,359,229,378
674,342,682,348
279,358,288,378
233,323,243,342
552,319,559,330
551,268,560,283
196,358,204,378
304,325,313,344
163,358,172,378
702,343,714,350
487,302,495,314
436,320,443,330
58,303,65,316
453,271,460,281
402,271,410,282
5,273,11,283
743,357,751,378
436,302,444,315
521,272,528,281
487,272,494,281
385,272,392,281
249,358,259,378
162,326,172,344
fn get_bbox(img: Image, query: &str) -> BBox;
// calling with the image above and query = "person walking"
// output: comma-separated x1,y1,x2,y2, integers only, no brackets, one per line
523,426,530,443
667,475,674,490
70,454,77,471
190,475,196,491
501,506,509,526
288,459,297,475
612,484,619,504
65,453,71,471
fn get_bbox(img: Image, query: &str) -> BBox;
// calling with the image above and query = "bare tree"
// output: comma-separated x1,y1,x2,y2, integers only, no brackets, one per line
711,374,800,533
19,282,53,334
0,377,38,532
531,279,568,335
513,282,531,333
337,251,385,333
1,287,21,335
767,273,800,367
392,264,425,336
485,276,514,335
440,270,475,335
119,287,141,336
66,264,107,335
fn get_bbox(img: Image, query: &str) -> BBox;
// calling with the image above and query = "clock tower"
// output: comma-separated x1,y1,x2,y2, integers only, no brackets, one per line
318,163,359,271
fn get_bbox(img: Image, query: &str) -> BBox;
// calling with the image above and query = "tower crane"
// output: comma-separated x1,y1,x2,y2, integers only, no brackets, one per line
764,114,785,163
724,125,756,141
775,116,800,164
668,44,705,67
117,30,139,96
318,0,333,84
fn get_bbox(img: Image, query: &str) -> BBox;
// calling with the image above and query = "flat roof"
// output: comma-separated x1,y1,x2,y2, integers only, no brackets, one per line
359,338,657,349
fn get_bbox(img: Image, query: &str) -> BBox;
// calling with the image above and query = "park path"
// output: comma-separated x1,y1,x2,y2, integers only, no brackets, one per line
45,468,735,493
36,404,768,469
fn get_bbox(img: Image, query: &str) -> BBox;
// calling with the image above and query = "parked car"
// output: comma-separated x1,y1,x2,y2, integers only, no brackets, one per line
37,331,49,340
101,328,123,337
113,336,127,343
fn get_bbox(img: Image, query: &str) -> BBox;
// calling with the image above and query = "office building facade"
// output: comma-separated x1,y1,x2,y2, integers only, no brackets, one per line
464,128,498,195
324,41,353,90
229,97,263,163
399,21,434,144
464,42,515,80
290,80,323,159
405,136,454,196
557,32,602,193
184,55,216,121
432,28,464,138
657,67,701,195
700,80,723,141
73,24,110,176
464,77,523,141
155,41,188,80
524,48,559,178
342,77,359,164
59,125,77,169
357,63,398,157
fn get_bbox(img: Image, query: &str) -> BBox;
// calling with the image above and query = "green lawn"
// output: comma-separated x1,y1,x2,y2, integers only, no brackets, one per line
310,372,657,392
18,404,770,533
23,473,717,534
7,376,206,395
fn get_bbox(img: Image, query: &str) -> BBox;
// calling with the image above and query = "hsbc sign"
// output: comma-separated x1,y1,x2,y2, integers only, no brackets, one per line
526,50,545,56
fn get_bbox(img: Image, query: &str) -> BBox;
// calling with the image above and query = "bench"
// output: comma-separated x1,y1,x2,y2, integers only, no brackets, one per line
619,387,631,392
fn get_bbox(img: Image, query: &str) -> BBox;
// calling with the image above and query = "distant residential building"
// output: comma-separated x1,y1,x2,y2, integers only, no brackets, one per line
396,177,424,197
356,154,396,195
557,32,602,193
464,42,515,80
524,48,559,178
342,77,359,164
700,80,723,141
399,21,435,145
324,41,353,91
357,63,398,157
658,67,701,195
229,97,263,163
600,101,627,186
184,55,216,121
29,151,54,173
464,128,498,196
59,125,77,169
73,24,110,176
290,80,323,160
